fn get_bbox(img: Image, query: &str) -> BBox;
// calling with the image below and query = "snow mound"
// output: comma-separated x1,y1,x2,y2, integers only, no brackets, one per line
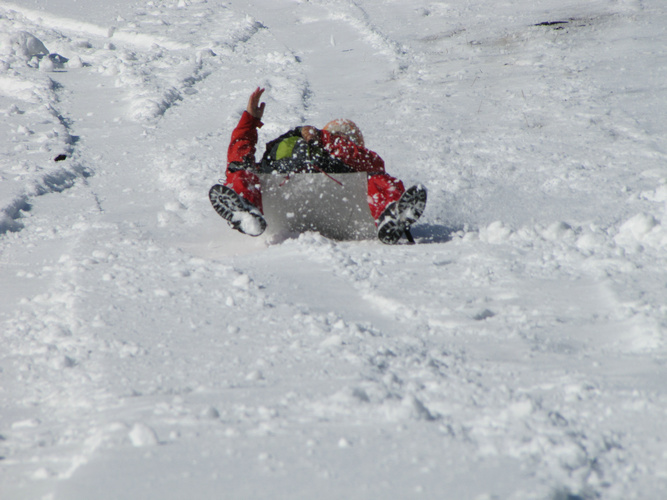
615,213,667,249
0,31,48,59
128,423,160,447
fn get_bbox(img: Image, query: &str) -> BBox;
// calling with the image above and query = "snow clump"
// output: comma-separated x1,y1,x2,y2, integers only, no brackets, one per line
128,423,160,447
0,31,49,60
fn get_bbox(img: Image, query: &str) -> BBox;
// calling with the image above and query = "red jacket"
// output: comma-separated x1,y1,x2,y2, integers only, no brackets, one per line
227,111,385,174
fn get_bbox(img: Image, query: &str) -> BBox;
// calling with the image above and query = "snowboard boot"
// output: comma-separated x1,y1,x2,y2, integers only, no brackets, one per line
209,184,267,236
377,184,427,244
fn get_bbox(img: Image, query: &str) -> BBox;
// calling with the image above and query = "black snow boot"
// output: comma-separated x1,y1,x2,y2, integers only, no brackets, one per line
377,184,427,244
209,184,267,236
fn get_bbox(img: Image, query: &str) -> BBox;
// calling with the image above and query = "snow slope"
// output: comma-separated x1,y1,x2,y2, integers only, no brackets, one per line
1,0,666,498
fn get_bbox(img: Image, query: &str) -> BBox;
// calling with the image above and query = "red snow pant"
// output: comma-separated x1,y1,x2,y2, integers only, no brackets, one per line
225,169,405,222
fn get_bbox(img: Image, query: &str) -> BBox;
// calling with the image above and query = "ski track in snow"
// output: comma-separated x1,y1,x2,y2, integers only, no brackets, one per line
1,0,667,499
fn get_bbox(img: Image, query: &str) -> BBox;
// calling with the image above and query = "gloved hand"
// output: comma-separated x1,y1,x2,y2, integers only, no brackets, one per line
247,87,266,119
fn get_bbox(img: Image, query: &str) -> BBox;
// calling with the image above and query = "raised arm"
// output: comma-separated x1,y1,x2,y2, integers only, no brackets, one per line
227,87,265,166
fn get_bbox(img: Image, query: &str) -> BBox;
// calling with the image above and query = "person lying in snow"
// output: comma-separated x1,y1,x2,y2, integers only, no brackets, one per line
209,87,426,244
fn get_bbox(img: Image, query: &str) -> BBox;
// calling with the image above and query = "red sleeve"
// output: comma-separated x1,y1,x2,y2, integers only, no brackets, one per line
227,111,263,166
318,130,385,173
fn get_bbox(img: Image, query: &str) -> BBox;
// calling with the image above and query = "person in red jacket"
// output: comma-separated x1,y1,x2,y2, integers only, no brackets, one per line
209,87,426,244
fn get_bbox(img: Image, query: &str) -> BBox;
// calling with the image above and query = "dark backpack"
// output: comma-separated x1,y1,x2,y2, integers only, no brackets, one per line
258,128,353,174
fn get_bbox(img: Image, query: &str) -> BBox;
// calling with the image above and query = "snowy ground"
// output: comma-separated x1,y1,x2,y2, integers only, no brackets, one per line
1,0,666,498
